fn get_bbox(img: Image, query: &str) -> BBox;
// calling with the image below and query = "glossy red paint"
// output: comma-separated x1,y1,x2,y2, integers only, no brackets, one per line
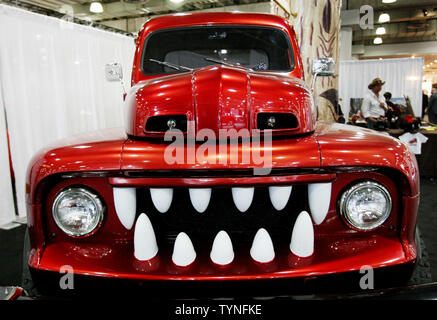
314,123,419,196
34,235,406,281
120,134,321,171
25,13,420,286
126,13,311,138
131,13,304,85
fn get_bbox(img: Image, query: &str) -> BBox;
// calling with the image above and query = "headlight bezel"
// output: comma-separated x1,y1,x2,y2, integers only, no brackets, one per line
339,180,392,231
52,187,105,238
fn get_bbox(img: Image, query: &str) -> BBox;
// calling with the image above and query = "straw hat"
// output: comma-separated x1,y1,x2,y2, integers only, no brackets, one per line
368,78,386,90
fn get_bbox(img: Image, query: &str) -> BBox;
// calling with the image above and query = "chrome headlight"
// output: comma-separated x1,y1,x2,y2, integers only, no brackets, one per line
52,188,104,237
340,181,392,230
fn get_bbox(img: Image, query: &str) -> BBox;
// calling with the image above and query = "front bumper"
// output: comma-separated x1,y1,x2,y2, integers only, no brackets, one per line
33,235,407,281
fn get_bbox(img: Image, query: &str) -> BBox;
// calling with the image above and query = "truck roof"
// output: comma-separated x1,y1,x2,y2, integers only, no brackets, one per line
140,12,292,34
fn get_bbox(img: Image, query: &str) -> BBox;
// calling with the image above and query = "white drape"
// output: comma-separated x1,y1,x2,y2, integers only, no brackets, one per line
0,84,16,226
0,4,135,220
339,58,424,119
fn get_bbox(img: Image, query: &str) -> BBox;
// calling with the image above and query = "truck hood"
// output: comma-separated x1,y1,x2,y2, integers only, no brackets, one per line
125,65,315,138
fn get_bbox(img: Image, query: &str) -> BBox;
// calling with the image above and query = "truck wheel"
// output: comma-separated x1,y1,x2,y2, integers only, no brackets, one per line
21,228,39,297
408,227,433,285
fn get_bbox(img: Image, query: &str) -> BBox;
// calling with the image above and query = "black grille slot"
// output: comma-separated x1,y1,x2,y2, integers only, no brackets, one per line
145,115,188,132
257,113,298,130
136,186,308,249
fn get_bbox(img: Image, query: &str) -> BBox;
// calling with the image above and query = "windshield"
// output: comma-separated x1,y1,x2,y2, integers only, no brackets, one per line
142,26,294,75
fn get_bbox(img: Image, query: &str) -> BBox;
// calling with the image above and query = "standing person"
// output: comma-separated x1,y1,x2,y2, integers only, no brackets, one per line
428,84,437,125
361,78,388,130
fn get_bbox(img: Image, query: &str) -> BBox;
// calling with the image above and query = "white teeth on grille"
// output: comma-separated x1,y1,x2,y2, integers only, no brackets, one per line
172,232,196,267
269,186,292,211
289,211,314,258
232,187,254,213
250,228,275,263
113,187,137,230
150,188,173,213
189,188,212,213
210,231,234,266
134,213,158,261
308,183,332,225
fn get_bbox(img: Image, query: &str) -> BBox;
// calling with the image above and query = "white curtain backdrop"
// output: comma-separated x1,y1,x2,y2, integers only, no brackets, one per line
339,58,424,119
0,4,135,220
0,83,16,226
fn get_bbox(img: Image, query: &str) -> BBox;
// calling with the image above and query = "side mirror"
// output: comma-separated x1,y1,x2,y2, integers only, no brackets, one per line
312,58,335,77
105,62,123,82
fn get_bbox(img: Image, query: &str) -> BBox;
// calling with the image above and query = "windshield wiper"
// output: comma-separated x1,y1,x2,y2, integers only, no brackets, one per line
149,59,192,72
203,56,253,71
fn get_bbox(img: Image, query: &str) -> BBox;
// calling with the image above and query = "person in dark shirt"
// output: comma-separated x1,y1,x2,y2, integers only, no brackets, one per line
422,90,429,118
384,92,401,115
384,92,401,128
429,84,437,125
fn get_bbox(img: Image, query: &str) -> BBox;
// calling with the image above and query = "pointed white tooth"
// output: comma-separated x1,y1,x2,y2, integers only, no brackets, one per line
210,231,234,265
269,186,292,211
189,188,211,213
308,183,332,225
134,213,158,261
113,188,137,230
172,232,196,267
232,187,254,213
150,188,173,213
290,211,314,258
250,228,275,263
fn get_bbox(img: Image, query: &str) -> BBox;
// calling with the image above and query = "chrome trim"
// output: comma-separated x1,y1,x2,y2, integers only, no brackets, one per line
52,187,104,237
340,181,392,231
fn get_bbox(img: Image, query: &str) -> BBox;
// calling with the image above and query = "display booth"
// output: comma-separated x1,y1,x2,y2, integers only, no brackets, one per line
339,58,424,119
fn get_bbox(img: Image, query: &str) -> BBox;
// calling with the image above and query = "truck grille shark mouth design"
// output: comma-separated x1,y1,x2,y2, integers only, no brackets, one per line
25,13,420,291
115,183,330,267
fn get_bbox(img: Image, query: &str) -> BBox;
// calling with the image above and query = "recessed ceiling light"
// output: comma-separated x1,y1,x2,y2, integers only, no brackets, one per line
90,1,104,13
378,13,390,23
374,37,383,45
382,0,397,3
376,27,386,35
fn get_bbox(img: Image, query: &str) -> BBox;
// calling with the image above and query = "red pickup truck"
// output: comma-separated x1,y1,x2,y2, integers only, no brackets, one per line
23,12,423,297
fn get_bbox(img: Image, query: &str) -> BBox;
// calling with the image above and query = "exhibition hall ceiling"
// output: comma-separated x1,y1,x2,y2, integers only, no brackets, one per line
1,0,269,34
2,1,434,44
345,0,437,46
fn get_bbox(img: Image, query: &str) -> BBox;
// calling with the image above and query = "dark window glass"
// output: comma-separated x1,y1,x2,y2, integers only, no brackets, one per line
142,26,294,75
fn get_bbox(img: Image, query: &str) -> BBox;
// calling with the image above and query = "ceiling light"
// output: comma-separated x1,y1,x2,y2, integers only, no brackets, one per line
374,37,383,45
90,1,104,13
378,13,390,23
382,0,397,3
170,0,184,3
376,27,386,35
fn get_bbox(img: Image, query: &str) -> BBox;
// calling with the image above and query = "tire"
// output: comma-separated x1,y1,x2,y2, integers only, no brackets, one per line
21,228,39,297
408,227,433,285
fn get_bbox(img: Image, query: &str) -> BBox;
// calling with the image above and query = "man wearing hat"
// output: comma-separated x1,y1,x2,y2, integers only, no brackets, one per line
361,78,389,130
428,84,437,125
